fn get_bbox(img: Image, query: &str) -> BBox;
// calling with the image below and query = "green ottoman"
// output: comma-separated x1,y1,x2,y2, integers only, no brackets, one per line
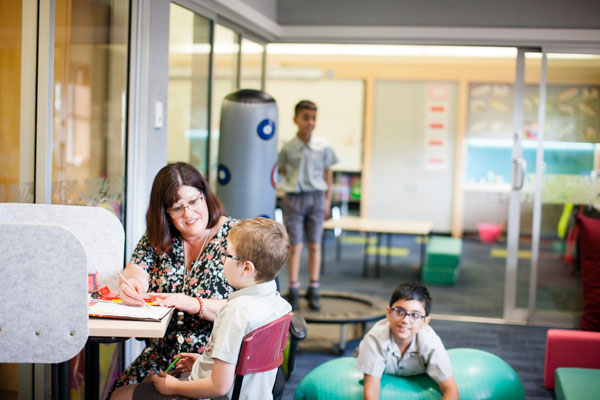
421,265,459,285
422,236,462,285
425,236,462,268
555,368,600,400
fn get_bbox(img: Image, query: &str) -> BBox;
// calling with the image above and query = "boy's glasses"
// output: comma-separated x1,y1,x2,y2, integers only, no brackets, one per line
389,307,425,323
167,195,203,217
219,251,244,263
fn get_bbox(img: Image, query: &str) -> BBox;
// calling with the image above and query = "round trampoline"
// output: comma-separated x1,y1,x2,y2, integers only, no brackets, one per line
290,290,387,352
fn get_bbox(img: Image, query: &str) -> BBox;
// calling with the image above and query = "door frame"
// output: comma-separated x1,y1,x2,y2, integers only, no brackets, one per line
503,47,534,322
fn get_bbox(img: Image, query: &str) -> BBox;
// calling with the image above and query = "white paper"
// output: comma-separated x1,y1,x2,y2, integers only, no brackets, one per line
89,300,173,321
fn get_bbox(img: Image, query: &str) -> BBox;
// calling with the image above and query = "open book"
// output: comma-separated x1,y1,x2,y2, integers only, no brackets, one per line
88,300,173,322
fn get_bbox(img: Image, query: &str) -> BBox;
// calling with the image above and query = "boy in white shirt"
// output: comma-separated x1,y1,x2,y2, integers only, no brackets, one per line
112,217,291,400
355,282,459,400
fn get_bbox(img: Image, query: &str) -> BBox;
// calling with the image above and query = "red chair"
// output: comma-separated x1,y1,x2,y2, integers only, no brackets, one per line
232,312,292,400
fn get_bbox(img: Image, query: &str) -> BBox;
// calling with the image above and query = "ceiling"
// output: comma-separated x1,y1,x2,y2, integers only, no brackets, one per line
216,0,600,48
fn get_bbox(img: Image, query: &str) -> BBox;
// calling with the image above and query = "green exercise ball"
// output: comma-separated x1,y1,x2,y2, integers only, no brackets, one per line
293,349,524,400
293,357,440,400
448,348,524,400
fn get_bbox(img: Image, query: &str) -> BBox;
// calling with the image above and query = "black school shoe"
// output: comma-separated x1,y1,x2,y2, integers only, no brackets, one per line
305,287,321,311
286,288,299,311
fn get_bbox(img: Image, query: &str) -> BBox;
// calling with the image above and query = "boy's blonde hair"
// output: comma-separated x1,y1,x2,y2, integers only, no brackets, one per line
229,217,290,282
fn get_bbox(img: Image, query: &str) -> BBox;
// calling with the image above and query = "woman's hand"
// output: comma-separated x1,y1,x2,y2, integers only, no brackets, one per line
173,352,201,372
151,371,179,395
152,293,199,315
118,263,150,306
118,277,147,306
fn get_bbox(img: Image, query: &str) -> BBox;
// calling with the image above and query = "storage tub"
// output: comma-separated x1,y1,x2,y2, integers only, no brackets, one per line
477,223,503,243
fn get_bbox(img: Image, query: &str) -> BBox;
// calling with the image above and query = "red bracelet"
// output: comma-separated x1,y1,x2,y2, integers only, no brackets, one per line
196,297,204,319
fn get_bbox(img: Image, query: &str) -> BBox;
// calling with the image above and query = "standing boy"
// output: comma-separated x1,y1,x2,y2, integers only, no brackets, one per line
278,100,339,311
111,217,291,400
355,282,459,400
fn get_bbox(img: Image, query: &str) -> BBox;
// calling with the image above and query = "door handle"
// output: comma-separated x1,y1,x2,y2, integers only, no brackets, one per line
512,157,527,190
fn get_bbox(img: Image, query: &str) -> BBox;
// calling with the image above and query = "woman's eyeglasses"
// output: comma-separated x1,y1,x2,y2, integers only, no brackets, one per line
389,307,426,323
218,251,243,263
167,195,203,217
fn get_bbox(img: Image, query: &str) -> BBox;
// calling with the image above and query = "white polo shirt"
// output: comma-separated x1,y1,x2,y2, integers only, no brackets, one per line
190,281,291,399
355,319,453,384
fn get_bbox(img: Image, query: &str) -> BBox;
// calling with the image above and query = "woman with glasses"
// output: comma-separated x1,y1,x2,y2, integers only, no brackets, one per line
109,162,237,394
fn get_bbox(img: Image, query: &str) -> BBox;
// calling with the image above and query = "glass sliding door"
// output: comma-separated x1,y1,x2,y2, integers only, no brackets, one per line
209,25,240,187
51,1,130,396
167,3,211,175
529,50,600,325
503,49,544,321
504,49,600,326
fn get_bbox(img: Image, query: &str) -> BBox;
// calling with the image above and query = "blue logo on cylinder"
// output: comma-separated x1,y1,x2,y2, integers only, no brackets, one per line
218,164,231,185
257,119,276,140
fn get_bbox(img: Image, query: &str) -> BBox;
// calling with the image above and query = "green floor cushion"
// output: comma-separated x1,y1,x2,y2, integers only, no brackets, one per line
294,348,524,400
555,368,600,400
421,265,459,285
426,236,462,268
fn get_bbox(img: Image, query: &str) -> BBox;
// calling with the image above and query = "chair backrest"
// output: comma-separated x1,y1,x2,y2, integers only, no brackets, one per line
235,312,292,376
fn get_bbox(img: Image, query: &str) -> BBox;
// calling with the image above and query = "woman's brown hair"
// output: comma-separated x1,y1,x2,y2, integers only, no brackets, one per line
146,162,224,255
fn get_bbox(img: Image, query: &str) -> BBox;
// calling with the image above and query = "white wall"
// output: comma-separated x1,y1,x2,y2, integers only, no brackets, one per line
266,79,364,172
367,80,457,231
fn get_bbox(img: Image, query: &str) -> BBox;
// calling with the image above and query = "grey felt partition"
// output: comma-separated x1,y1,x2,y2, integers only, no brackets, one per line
0,204,125,363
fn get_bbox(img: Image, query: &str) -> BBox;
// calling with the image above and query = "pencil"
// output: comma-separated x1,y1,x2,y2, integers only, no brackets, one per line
164,356,181,373
116,270,150,309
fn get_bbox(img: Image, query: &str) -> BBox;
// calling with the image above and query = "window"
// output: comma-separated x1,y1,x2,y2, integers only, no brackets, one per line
51,0,129,221
167,3,211,175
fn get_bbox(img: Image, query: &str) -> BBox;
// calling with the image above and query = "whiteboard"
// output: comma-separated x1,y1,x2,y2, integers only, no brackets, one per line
265,79,364,172
367,81,457,232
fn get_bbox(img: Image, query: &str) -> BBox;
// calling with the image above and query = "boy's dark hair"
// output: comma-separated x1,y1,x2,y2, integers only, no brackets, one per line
228,217,290,282
294,100,317,116
389,282,432,316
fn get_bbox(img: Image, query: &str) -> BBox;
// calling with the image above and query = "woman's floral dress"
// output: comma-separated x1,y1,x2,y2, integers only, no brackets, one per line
109,216,236,392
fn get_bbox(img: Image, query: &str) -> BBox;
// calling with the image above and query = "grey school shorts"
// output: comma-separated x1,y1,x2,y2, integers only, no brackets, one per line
282,191,326,246
132,372,199,400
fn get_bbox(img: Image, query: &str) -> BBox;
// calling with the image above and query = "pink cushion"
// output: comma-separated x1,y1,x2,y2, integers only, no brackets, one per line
544,329,600,389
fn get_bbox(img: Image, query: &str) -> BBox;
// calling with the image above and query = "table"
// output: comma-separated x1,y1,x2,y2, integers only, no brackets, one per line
322,216,433,277
86,308,175,399
53,311,175,400
88,309,175,338
85,308,175,399
51,308,175,400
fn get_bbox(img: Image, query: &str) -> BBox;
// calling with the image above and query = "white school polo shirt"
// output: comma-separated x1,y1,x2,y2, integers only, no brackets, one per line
278,135,338,193
190,281,291,400
355,319,453,384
